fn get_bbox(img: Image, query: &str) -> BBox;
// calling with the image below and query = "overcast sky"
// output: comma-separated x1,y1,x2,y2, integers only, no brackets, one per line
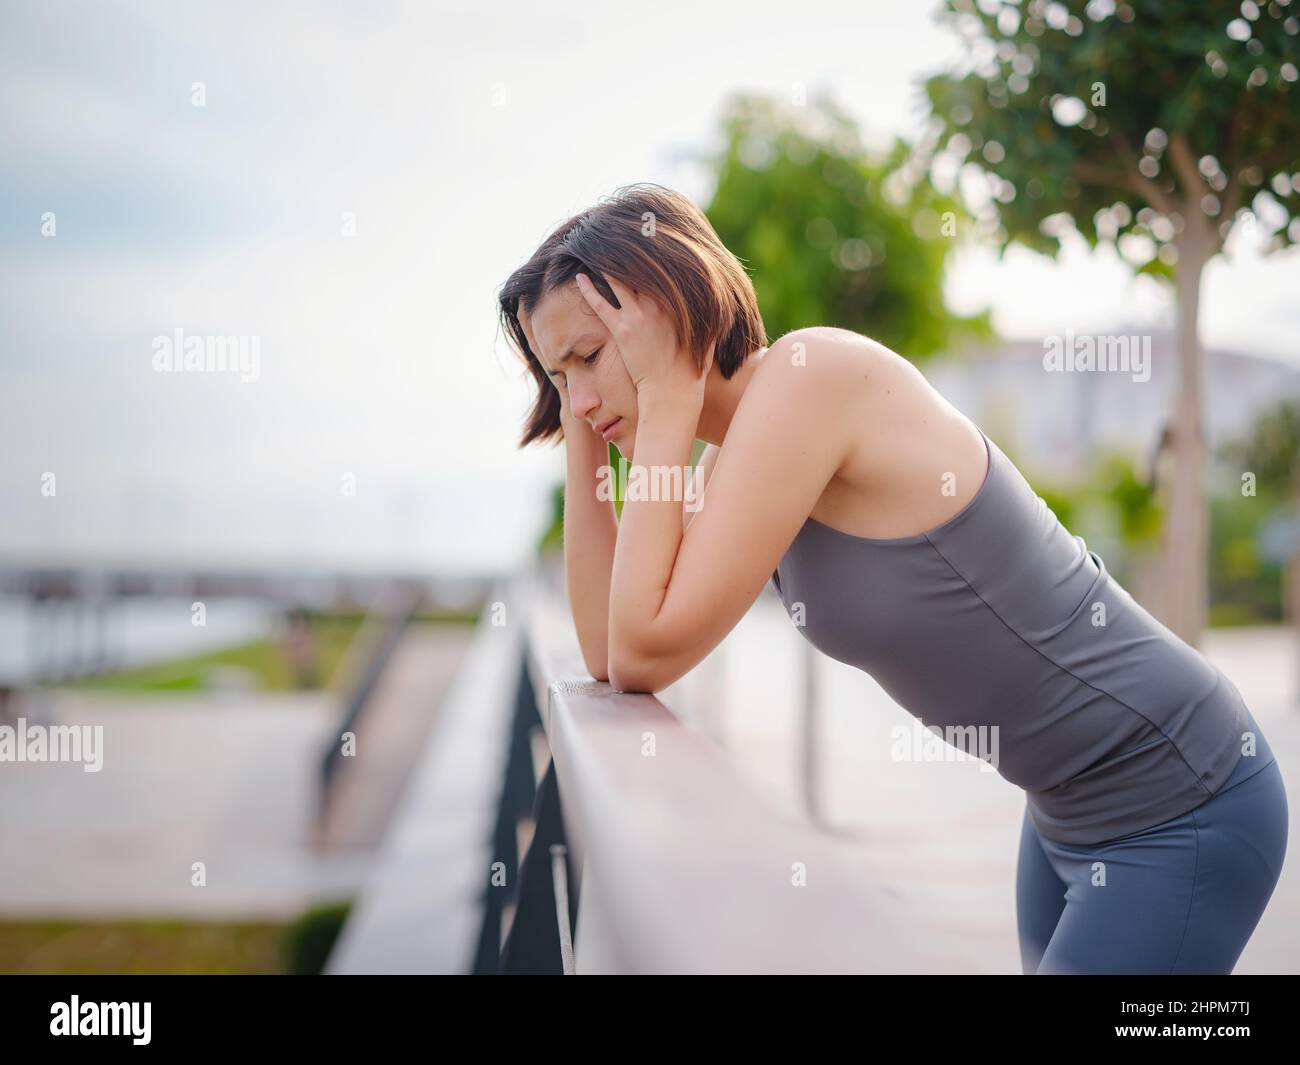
2,0,1297,574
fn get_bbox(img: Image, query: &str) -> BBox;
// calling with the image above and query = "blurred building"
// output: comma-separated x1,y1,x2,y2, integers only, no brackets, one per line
927,329,1300,484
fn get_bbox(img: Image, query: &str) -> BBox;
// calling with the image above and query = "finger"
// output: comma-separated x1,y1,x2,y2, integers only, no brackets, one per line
612,340,645,391
600,274,638,318
573,272,619,333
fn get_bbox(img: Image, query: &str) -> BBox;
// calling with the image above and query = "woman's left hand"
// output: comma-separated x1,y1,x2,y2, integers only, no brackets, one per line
575,272,713,406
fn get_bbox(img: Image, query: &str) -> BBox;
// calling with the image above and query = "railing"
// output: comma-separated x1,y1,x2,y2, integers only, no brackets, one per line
316,584,424,828
327,563,987,974
325,574,528,973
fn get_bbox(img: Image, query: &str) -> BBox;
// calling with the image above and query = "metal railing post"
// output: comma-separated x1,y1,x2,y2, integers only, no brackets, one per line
473,650,543,973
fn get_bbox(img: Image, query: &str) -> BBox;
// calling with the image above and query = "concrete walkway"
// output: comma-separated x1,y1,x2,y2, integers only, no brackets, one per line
317,625,476,851
0,625,473,921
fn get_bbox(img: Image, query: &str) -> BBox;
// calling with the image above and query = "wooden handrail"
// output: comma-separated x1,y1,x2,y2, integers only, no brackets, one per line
328,563,991,974
521,568,989,974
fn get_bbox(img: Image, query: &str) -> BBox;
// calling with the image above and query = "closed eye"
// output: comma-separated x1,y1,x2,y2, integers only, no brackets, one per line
549,347,601,380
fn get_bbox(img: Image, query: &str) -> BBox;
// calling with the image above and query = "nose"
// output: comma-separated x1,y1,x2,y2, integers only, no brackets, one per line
567,378,600,421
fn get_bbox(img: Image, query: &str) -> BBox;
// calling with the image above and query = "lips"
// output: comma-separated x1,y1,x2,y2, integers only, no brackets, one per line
594,417,621,440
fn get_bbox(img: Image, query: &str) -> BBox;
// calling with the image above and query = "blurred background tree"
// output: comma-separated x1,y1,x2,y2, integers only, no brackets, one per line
920,0,1300,647
703,90,991,353
1212,397,1300,628
1219,394,1300,495
1031,444,1164,595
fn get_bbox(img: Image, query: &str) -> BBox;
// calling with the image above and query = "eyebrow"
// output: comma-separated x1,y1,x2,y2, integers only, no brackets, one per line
544,335,600,375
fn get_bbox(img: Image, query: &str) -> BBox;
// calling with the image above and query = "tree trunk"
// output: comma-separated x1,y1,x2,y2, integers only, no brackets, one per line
1158,220,1213,648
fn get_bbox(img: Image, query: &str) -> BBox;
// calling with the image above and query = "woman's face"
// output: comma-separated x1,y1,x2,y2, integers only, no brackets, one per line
523,280,639,455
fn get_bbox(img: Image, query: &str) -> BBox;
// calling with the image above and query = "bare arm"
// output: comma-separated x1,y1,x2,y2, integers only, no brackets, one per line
606,330,852,693
561,410,619,682
566,431,712,680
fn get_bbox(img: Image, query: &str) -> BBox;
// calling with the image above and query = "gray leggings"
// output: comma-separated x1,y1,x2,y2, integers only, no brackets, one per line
1016,741,1288,975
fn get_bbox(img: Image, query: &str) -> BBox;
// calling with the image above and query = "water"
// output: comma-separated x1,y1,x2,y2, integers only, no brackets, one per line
0,595,276,686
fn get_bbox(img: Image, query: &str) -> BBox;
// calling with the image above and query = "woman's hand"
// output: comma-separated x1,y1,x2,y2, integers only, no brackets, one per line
574,273,713,408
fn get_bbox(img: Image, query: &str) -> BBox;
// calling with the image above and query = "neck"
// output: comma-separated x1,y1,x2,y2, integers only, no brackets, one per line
695,346,769,446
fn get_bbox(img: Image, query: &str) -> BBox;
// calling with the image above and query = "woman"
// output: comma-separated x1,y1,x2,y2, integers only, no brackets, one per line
496,183,1288,975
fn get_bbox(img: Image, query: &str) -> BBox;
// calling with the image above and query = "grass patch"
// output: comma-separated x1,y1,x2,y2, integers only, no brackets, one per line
1,900,356,974
58,610,480,694
63,614,366,693
0,918,290,975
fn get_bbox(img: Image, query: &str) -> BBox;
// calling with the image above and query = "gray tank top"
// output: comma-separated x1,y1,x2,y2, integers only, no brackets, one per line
771,425,1250,846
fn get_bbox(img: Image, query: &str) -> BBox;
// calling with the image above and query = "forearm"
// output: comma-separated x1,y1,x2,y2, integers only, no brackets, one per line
562,417,619,681
608,390,701,683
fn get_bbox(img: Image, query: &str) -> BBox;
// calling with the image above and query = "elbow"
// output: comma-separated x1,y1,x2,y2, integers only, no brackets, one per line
580,646,609,683
606,649,662,694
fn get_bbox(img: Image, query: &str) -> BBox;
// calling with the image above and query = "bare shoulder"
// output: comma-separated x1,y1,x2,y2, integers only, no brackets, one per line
726,327,891,485
753,327,926,425
745,326,963,456
744,327,871,421
750,327,986,537
761,326,916,383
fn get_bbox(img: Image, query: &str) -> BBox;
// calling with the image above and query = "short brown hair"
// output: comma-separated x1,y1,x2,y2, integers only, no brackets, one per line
497,183,768,447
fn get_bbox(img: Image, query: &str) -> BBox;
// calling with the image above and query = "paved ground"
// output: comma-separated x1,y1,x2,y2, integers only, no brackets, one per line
317,626,475,851
0,625,473,921
664,606,1300,975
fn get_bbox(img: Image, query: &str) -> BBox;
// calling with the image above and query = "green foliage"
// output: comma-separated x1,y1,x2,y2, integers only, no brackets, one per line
63,613,366,693
704,91,992,355
1209,491,1286,623
1033,482,1078,531
1027,445,1162,551
1095,451,1164,545
281,900,353,976
1217,395,1300,499
1208,396,1300,621
1029,438,1288,624
0,919,288,975
922,0,1300,267
538,479,566,556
